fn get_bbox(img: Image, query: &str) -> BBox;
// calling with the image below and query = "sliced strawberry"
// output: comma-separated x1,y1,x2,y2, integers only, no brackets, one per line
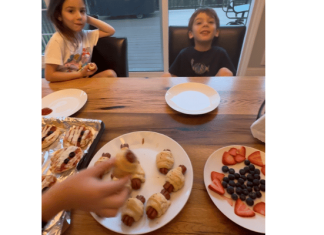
234,199,255,217
228,148,237,156
211,171,225,182
221,195,234,207
222,151,236,165
208,178,225,195
253,202,265,216
238,146,246,157
234,154,245,163
261,165,265,175
248,151,264,167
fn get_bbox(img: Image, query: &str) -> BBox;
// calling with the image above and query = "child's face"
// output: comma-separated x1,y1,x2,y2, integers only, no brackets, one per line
189,12,219,44
59,0,87,33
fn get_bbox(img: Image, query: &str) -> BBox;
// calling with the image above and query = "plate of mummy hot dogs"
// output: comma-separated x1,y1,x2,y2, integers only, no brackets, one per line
87,131,193,234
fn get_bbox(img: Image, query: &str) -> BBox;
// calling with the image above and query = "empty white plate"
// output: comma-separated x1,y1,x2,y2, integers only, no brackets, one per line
165,82,220,115
42,89,87,118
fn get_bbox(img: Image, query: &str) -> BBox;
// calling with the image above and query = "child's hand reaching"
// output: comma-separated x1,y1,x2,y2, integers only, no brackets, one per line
80,63,98,78
42,158,131,222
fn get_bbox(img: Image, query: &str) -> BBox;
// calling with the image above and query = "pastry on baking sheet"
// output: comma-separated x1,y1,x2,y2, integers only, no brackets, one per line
42,175,57,193
112,144,139,178
42,124,60,149
94,153,111,175
64,125,93,148
163,165,187,193
121,195,145,226
146,192,171,219
50,146,83,173
156,149,174,174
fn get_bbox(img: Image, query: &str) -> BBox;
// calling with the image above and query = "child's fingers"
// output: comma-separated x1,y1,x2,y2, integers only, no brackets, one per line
101,187,130,208
94,208,119,218
87,158,116,178
101,175,131,196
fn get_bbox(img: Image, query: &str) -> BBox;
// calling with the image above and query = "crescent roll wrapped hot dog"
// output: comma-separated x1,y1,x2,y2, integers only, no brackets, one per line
112,144,139,178
94,153,111,175
146,190,171,220
163,165,187,193
121,195,146,227
156,149,174,174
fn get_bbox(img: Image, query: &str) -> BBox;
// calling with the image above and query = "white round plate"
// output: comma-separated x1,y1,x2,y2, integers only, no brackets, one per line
42,89,87,118
165,82,220,115
88,131,193,235
204,145,265,233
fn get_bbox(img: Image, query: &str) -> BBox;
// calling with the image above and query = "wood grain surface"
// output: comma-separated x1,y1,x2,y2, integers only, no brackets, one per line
42,76,265,235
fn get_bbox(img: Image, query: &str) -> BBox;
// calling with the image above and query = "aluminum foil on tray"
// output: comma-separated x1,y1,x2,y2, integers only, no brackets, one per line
42,117,102,235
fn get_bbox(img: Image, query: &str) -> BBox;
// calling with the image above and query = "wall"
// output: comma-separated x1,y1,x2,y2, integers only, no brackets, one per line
246,6,265,76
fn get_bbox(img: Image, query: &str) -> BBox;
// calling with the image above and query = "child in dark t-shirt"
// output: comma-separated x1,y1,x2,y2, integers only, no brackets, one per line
164,8,236,77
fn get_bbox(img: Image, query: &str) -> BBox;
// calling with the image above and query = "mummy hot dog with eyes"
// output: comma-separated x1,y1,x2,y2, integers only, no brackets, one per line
146,189,171,220
94,153,111,175
112,144,139,178
156,149,174,174
121,195,146,227
163,165,187,193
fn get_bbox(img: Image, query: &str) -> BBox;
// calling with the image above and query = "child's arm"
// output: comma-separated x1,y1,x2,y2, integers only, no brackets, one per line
45,64,97,82
87,16,115,38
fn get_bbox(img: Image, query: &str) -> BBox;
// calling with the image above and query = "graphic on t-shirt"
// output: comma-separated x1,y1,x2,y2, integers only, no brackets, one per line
191,59,209,75
63,47,91,72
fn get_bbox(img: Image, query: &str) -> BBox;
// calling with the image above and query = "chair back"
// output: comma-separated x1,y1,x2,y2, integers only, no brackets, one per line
169,26,246,70
92,37,129,77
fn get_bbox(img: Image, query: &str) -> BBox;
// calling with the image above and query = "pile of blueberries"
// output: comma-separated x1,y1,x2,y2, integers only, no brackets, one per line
221,160,265,206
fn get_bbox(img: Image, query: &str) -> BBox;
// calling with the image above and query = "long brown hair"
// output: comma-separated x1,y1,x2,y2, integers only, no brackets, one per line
47,0,85,50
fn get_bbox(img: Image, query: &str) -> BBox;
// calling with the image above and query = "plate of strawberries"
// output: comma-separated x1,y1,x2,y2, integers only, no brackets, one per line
203,145,265,233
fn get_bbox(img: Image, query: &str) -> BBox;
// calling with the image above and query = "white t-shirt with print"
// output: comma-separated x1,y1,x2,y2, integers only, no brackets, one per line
45,30,99,72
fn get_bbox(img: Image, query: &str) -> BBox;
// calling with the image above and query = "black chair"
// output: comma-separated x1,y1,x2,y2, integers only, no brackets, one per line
169,26,246,71
91,36,129,77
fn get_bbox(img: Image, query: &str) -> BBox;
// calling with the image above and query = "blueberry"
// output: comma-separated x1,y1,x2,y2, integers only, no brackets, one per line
69,152,76,158
77,137,82,142
239,169,246,175
229,168,235,174
247,181,253,187
240,175,247,181
253,179,260,186
253,186,260,192
227,186,234,194
247,187,253,192
235,182,241,187
254,174,260,180
236,188,242,195
244,160,250,165
249,170,255,175
222,181,228,188
47,131,53,136
231,193,238,200
249,192,257,199
246,198,254,206
234,173,240,179
222,165,229,173
249,164,255,171
256,191,262,198
243,189,249,195
229,180,236,187
260,179,265,185
238,178,245,185
247,174,254,181
228,174,235,180
64,158,70,164
241,184,247,189
240,194,246,201
260,184,265,192
223,177,229,183
244,166,250,172
254,169,261,174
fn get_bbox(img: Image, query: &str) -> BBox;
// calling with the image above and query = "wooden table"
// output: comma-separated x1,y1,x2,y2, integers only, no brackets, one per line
42,76,265,235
